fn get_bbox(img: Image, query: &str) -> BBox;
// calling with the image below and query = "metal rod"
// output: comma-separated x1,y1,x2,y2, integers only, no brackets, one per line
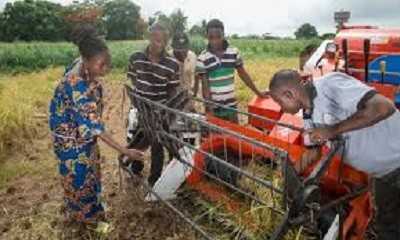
380,60,387,84
121,164,216,240
163,132,285,195
305,140,343,184
342,39,349,74
126,86,289,157
345,68,400,77
289,187,369,226
364,38,371,82
193,97,304,132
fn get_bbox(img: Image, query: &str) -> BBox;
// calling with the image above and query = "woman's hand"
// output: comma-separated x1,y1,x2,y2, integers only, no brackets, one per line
122,148,144,161
99,132,144,161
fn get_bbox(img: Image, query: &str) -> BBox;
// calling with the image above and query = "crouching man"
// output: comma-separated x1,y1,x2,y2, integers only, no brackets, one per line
268,70,400,240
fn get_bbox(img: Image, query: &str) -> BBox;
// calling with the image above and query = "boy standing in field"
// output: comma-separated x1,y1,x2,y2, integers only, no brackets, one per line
195,19,268,122
170,32,197,97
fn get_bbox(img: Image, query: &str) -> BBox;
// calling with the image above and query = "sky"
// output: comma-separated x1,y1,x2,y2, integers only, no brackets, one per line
1,0,400,37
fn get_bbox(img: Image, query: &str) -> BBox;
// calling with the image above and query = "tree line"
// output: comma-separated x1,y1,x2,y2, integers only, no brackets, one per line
0,0,196,42
0,0,333,42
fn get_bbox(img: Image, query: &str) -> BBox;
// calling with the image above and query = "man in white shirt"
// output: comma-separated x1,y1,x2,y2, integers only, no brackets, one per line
170,33,197,96
268,70,400,240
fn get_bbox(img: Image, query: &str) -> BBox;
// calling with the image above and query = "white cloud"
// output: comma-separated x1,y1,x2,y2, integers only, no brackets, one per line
1,0,399,37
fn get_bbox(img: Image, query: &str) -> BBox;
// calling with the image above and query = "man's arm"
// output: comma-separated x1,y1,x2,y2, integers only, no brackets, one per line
333,94,395,135
236,65,266,98
198,73,212,112
310,94,396,142
193,74,201,97
167,70,180,98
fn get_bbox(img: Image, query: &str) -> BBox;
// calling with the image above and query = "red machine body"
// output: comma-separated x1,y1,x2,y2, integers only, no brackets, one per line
186,25,400,239
245,25,400,239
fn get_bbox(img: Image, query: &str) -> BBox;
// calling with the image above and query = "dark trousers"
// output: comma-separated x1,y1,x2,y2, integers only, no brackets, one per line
149,137,196,186
148,140,165,186
373,168,400,240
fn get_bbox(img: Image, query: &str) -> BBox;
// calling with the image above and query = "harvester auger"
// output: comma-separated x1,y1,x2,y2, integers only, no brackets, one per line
122,84,371,240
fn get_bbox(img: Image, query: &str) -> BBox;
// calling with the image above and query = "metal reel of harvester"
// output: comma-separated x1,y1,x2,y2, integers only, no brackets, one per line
272,140,368,240
123,85,368,240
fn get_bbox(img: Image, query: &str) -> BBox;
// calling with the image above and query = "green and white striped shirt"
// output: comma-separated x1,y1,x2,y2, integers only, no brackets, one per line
196,42,243,117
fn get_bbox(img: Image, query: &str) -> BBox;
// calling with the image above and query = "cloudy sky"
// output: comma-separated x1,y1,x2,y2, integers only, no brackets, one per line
1,0,400,37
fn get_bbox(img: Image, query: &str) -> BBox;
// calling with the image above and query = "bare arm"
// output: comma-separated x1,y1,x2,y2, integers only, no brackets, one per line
99,132,144,160
332,94,395,135
198,74,212,112
193,74,201,97
200,74,210,100
127,59,137,86
236,65,264,97
310,94,396,142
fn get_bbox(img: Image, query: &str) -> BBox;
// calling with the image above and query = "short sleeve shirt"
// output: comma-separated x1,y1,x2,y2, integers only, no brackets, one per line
196,43,243,108
127,49,180,103
308,72,400,177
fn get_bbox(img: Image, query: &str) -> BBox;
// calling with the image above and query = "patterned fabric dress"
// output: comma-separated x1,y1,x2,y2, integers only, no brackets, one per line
49,59,105,223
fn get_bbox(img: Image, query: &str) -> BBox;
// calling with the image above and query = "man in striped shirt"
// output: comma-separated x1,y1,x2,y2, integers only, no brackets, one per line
195,19,268,122
126,23,180,186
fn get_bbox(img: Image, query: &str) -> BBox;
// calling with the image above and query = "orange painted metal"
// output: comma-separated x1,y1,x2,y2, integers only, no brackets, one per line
187,25,400,238
368,82,397,100
248,97,282,130
269,113,303,145
185,114,372,239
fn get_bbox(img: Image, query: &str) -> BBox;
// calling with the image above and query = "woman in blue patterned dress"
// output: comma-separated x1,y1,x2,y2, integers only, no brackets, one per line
49,25,143,224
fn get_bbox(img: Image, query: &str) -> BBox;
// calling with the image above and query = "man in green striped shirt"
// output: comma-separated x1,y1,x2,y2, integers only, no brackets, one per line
195,19,267,122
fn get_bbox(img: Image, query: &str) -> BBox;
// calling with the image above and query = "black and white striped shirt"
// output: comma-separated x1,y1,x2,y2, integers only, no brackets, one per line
127,49,180,103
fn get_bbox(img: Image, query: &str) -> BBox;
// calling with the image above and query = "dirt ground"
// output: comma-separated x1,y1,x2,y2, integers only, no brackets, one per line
0,81,198,240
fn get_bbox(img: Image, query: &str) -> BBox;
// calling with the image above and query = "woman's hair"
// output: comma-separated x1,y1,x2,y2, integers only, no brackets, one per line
70,24,108,60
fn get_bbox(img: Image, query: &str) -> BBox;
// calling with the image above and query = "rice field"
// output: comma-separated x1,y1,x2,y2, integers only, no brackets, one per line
0,68,58,157
0,39,318,73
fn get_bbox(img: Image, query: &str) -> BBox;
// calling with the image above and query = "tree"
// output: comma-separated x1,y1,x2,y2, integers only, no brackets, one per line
189,19,207,36
0,0,66,42
103,0,144,40
62,0,105,39
320,33,336,40
168,9,187,37
294,23,318,39
262,33,280,40
154,11,171,31
0,12,6,40
230,34,240,39
243,34,261,40
148,9,188,37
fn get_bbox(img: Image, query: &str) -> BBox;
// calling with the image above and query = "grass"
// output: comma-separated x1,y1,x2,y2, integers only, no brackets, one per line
0,68,60,158
0,39,318,73
230,39,321,59
0,40,147,73
235,57,298,104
